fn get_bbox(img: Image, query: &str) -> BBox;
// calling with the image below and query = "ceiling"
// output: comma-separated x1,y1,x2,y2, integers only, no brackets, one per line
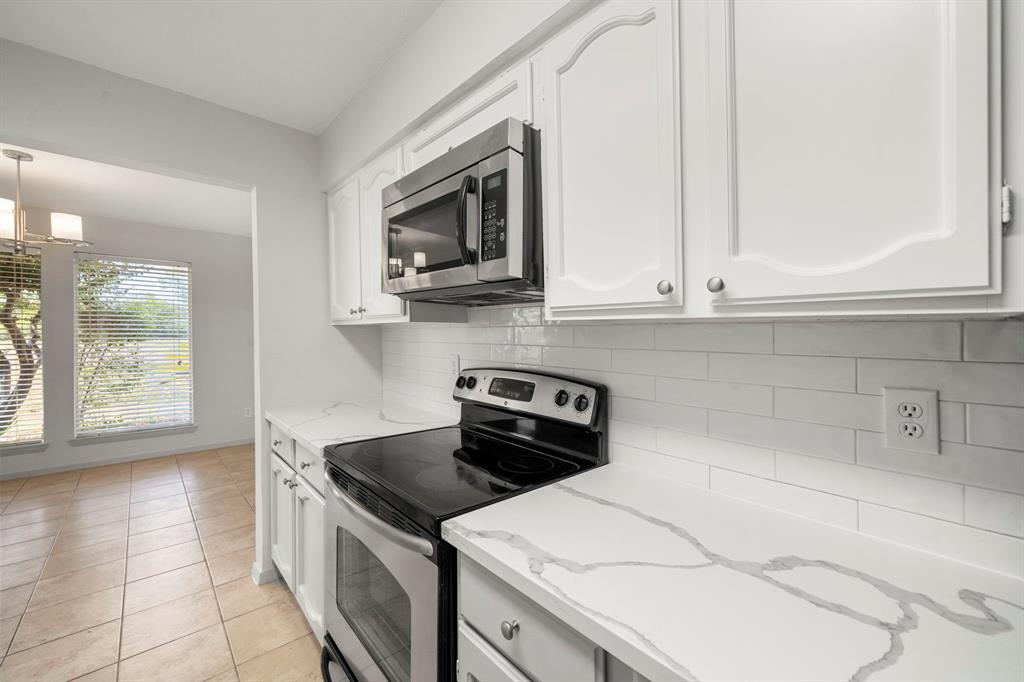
0,0,443,134
0,144,252,236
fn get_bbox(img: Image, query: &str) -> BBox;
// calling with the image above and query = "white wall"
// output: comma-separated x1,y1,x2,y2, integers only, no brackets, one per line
384,312,1024,578
0,209,255,478
317,0,590,188
0,39,382,577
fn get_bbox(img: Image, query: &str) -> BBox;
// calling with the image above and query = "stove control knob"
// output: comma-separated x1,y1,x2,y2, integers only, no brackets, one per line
465,376,477,389
574,394,590,412
554,389,570,407
455,376,467,389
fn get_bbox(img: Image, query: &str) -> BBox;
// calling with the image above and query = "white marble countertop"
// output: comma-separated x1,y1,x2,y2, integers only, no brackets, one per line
443,463,1024,682
265,399,457,454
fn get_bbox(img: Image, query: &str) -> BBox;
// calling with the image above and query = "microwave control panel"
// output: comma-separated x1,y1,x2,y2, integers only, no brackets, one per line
480,169,507,262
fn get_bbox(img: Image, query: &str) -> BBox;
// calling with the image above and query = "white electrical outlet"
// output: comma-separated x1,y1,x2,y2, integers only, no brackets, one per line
883,387,939,454
449,353,461,374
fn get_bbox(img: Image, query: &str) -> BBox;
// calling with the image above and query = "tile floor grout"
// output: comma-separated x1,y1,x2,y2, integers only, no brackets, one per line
0,445,322,681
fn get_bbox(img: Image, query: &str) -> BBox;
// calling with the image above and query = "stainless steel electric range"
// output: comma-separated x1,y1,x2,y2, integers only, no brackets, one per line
319,368,607,682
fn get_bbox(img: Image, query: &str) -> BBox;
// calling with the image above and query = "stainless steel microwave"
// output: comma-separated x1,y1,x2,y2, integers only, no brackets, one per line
381,118,543,305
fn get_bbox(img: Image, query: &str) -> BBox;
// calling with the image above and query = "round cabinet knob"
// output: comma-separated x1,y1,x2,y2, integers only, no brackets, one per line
349,308,357,315
300,461,311,470
272,439,281,447
706,276,725,293
465,376,477,389
574,394,590,412
554,389,570,407
455,376,467,389
500,619,520,641
358,306,366,313
656,280,674,295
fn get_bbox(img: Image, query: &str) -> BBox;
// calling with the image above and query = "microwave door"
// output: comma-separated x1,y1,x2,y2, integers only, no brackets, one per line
382,169,480,295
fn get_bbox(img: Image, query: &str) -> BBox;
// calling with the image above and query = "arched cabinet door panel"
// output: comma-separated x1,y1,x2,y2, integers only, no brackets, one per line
327,176,363,324
538,0,684,317
358,149,407,321
703,0,999,306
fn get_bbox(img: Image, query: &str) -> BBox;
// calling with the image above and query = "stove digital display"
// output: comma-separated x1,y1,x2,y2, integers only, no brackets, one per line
488,378,536,402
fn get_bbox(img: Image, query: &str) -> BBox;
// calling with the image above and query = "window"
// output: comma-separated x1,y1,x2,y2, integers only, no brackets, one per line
0,252,43,445
75,255,193,436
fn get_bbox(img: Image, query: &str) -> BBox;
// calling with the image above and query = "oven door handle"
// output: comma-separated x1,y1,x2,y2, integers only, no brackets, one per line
455,174,477,266
327,478,434,558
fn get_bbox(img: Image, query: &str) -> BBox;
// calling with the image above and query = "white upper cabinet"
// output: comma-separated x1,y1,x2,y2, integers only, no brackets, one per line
701,0,998,306
404,62,533,173
327,176,363,323
537,0,684,318
358,148,407,321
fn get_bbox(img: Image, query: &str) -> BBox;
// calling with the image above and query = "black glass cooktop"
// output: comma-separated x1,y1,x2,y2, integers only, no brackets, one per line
325,426,586,534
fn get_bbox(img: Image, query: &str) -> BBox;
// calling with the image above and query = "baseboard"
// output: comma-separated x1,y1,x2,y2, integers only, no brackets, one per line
0,438,255,480
251,560,280,585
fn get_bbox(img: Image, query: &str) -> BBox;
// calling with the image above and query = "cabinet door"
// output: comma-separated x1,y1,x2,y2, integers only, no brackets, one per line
293,477,325,639
405,61,533,172
327,176,363,323
457,622,531,682
359,149,407,321
269,454,296,588
703,0,997,305
538,0,683,317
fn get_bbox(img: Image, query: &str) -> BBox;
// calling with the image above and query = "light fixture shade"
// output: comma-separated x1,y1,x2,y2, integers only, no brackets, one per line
0,198,14,240
51,212,83,241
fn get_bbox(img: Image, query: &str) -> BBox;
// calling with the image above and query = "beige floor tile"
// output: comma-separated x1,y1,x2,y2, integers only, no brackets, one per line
76,464,131,489
178,460,229,475
9,585,122,653
1,614,19,657
118,622,234,682
224,598,311,664
207,546,255,586
0,584,33,620
236,633,321,682
0,620,120,681
215,576,291,620
127,522,198,556
176,448,222,462
14,478,79,499
72,481,131,501
205,668,239,682
201,525,255,560
184,474,238,493
28,559,125,611
243,492,256,511
0,519,61,547
66,492,131,515
129,494,189,518
120,589,221,659
196,509,254,538
130,470,181,486
72,663,118,681
217,444,255,459
234,479,256,497
0,536,54,567
123,561,212,615
0,504,66,530
62,505,129,533
52,519,128,554
42,538,127,580
3,491,74,514
0,479,25,494
125,539,205,582
130,481,185,502
187,484,241,505
20,471,81,488
127,507,193,535
191,495,252,520
0,557,44,590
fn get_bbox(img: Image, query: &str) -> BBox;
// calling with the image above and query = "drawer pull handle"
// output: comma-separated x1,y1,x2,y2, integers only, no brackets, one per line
300,461,311,470
500,619,519,641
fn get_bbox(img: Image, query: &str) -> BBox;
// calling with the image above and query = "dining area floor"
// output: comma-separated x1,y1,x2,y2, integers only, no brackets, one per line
0,445,321,681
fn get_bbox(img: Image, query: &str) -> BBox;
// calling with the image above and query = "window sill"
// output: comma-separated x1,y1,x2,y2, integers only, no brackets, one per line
0,441,50,456
69,424,197,446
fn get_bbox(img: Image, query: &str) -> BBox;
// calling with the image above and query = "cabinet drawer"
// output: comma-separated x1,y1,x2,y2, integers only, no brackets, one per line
294,443,325,496
459,557,598,682
269,422,294,466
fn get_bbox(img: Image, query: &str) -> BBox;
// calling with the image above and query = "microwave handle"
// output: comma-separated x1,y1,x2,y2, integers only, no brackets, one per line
456,174,477,265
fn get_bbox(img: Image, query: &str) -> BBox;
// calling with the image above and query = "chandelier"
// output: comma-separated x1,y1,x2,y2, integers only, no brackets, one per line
1,148,93,254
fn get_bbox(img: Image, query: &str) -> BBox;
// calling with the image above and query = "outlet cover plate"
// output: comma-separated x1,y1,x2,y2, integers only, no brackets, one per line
884,387,940,454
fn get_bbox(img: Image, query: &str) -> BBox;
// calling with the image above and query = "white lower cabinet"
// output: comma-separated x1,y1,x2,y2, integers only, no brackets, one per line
294,476,325,640
269,453,296,588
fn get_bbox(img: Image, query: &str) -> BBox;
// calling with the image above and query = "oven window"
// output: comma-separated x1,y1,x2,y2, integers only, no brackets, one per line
337,527,412,682
387,190,465,279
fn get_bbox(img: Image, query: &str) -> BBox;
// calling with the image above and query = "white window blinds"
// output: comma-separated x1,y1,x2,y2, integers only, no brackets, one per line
0,251,43,445
75,255,193,436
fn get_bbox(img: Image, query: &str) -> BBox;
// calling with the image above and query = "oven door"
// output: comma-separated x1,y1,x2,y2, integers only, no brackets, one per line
325,473,438,682
383,167,482,295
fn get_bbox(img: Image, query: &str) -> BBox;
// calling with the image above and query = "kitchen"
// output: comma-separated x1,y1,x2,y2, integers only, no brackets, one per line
0,1,1022,681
